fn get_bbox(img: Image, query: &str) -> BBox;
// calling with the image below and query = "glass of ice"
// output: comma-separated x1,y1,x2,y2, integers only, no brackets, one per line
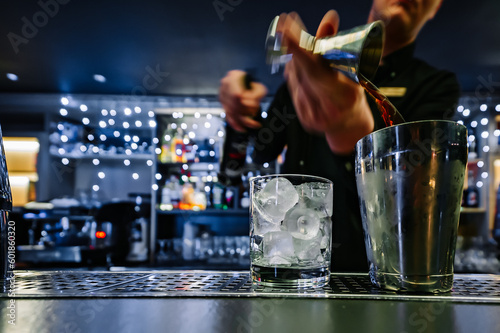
249,174,333,288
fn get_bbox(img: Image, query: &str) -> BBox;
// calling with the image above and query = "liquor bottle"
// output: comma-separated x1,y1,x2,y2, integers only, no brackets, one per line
160,126,173,163
212,182,226,209
183,134,196,163
465,170,479,208
468,127,478,159
172,128,184,163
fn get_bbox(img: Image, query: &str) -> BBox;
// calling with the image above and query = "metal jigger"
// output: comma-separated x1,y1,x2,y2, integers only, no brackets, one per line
265,16,385,83
0,124,13,281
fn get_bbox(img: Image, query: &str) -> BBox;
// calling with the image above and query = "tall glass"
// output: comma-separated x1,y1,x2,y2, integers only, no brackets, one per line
250,174,333,288
355,120,467,293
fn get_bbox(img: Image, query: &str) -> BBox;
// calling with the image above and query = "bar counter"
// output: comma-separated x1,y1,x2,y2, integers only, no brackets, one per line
1,270,500,332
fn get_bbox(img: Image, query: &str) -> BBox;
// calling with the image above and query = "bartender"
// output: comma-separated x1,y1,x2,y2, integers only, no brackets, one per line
219,0,460,272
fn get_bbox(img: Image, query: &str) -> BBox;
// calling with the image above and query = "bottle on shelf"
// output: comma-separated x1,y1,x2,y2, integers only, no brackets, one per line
468,126,478,159
172,128,184,163
160,125,173,163
464,169,479,208
212,181,227,210
493,184,500,245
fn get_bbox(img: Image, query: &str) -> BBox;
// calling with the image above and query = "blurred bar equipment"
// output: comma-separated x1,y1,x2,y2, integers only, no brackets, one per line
0,124,13,279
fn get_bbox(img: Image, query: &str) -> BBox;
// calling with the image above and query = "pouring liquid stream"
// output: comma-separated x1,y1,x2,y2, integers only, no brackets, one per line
358,73,405,127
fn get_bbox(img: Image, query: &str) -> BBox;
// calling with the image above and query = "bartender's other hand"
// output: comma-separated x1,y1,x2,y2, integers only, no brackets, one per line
278,10,374,154
219,70,267,132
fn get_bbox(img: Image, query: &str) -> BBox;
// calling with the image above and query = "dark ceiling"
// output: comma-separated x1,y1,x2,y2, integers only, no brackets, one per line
0,0,499,97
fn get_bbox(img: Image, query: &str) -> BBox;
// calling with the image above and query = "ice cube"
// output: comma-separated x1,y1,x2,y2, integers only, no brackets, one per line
253,177,299,223
262,231,296,261
296,182,333,217
293,237,322,262
253,215,281,235
283,205,320,240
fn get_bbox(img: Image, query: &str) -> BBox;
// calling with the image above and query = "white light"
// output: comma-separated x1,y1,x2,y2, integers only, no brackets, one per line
205,186,210,192
209,151,215,157
470,121,478,128
494,130,500,137
93,74,106,83
477,161,484,168
182,164,188,170
476,181,484,188
59,108,68,116
57,124,64,131
481,118,489,125
148,111,155,117
101,109,108,116
149,120,157,128
208,164,214,170
60,135,69,143
178,112,184,119
457,105,464,112
207,114,213,120
152,184,159,191
124,159,130,166
217,130,224,138
195,112,200,118
3,140,40,152
80,104,88,112
135,120,142,127
110,109,117,116
220,112,226,118
134,106,141,113
171,123,177,129
108,119,115,126
9,176,30,186
164,135,171,142
93,185,100,192
99,121,107,128
176,148,182,156
483,145,490,152
481,131,489,139
204,122,211,128
481,172,488,179
6,73,18,81
131,143,138,150
209,138,215,145
123,121,130,129
181,175,188,182
92,146,99,153
183,138,189,145
262,111,268,119
132,135,140,142
263,162,269,168
124,108,132,116
462,109,470,117
132,173,139,180
88,134,95,141
480,104,487,111
496,105,500,112
123,135,131,142
147,160,153,167
92,159,100,166
207,175,213,182
82,117,90,125
468,135,475,142
172,112,178,119
100,134,107,141
155,148,162,154
188,132,196,139
153,138,159,144
155,173,162,180
98,172,105,179
457,120,464,125
58,148,65,155
80,145,87,152
181,123,187,130
114,131,120,138
61,97,69,105
61,158,69,165
125,149,132,155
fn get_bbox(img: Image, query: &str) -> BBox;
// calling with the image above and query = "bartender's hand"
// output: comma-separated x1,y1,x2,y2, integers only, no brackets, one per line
219,70,268,132
278,10,375,154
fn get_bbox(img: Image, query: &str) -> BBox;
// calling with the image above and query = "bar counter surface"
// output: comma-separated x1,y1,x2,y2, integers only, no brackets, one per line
1,270,500,332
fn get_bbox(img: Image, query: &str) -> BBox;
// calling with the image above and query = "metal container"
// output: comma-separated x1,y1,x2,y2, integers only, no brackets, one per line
355,120,468,293
0,125,13,279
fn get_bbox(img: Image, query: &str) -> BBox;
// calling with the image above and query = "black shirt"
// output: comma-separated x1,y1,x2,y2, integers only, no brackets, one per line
222,42,460,272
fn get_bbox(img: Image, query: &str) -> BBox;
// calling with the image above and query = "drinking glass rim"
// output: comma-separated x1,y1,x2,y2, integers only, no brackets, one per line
249,173,332,185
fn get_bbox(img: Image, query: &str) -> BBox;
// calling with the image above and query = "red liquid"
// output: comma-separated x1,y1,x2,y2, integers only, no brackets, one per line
359,74,405,127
